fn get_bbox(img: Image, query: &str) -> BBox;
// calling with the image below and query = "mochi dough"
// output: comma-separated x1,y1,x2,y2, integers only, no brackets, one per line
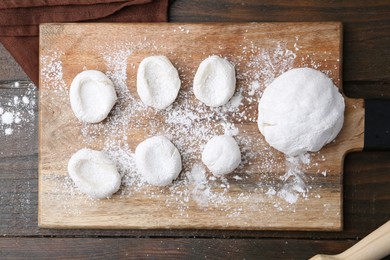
257,68,345,156
135,136,182,186
137,56,181,109
193,55,236,107
70,70,117,123
202,135,241,176
68,148,121,199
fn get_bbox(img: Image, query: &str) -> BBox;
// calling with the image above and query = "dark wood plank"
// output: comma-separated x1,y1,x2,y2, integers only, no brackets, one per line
0,44,29,81
0,237,360,259
169,0,390,84
0,86,38,236
344,82,390,99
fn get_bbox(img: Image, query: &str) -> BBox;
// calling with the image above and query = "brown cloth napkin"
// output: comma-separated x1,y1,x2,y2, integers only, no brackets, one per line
0,0,168,85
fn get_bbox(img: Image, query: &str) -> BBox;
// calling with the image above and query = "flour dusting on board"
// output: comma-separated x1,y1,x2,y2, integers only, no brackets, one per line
278,155,310,204
40,32,331,218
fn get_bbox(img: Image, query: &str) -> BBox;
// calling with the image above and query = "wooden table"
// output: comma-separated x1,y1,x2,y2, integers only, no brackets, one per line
0,1,389,259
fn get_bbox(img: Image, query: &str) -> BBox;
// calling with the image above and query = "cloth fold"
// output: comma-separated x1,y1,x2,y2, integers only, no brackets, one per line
0,0,168,85
0,0,137,9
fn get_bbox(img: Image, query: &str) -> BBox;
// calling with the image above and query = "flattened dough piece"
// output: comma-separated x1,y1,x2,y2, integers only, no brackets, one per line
257,68,345,156
193,55,236,107
202,135,241,177
135,136,182,186
70,70,117,123
68,148,121,199
137,56,181,109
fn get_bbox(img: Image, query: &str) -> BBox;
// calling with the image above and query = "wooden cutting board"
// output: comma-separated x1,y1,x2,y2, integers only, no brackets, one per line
38,22,363,230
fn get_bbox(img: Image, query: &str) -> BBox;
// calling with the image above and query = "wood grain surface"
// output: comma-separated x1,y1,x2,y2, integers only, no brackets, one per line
1,1,389,259
38,22,363,230
0,237,357,259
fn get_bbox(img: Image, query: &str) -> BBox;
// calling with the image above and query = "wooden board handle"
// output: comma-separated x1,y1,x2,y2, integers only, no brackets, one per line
364,99,390,150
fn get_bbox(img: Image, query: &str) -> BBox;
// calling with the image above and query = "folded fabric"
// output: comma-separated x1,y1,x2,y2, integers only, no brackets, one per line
0,0,168,85
0,0,152,35
0,0,136,9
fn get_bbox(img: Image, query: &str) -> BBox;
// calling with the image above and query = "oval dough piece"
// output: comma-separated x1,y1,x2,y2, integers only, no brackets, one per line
137,56,181,109
193,55,236,107
257,68,345,156
135,136,182,186
68,148,121,199
202,135,241,177
70,70,117,123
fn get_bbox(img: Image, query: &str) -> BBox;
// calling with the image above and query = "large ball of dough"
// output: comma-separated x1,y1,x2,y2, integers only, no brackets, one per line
137,56,181,109
202,135,241,177
67,148,121,199
70,70,117,123
193,55,236,107
135,136,182,186
257,68,345,156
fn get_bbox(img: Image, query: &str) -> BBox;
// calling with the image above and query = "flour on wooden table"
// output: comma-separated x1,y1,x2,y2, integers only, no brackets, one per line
40,34,331,215
0,84,36,136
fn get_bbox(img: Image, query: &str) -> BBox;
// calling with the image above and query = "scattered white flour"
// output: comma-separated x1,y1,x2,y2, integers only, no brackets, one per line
40,34,332,215
221,122,239,136
0,83,36,136
22,96,29,104
40,50,67,96
186,163,210,208
1,112,13,124
277,155,310,204
225,89,243,112
4,128,13,135
248,81,260,96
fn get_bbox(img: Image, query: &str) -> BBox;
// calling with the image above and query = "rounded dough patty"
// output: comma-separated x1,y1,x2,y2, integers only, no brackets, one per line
70,70,117,123
135,136,182,186
68,148,121,199
193,55,236,107
137,56,181,109
202,135,241,176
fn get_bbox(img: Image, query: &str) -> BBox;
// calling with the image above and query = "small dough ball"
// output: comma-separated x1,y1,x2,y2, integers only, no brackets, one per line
193,55,236,107
202,135,241,176
258,68,345,156
70,70,117,123
137,56,181,109
135,136,182,186
68,148,121,199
